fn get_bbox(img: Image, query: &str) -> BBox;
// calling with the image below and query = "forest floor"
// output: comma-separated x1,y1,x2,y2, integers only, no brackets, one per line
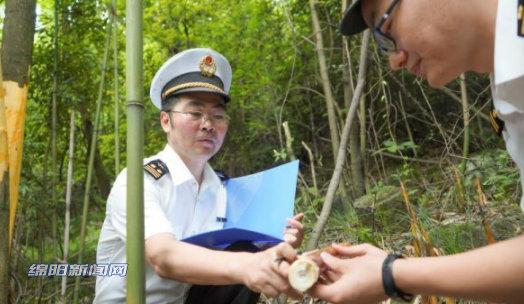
277,148,523,304
14,149,523,303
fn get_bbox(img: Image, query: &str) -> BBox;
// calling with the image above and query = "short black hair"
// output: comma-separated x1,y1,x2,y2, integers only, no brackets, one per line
161,93,228,112
160,95,181,112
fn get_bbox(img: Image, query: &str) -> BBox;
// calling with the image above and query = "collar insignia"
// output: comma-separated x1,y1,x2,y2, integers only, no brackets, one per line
199,55,217,77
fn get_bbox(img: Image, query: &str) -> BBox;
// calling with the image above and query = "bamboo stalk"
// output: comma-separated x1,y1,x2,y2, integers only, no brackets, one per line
400,181,449,304
309,0,340,161
307,30,370,250
375,48,400,158
359,91,368,190
60,110,75,304
475,178,496,245
453,168,465,209
398,92,417,157
282,121,296,161
301,141,317,191
282,122,309,225
438,86,490,123
343,29,365,197
126,0,145,302
459,74,470,172
73,17,113,304
51,0,59,256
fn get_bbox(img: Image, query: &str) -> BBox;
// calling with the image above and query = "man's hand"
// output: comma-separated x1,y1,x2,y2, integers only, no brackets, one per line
284,213,304,249
239,242,302,299
309,243,389,304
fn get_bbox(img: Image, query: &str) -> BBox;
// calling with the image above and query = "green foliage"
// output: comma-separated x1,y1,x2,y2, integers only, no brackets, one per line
380,139,419,154
429,222,481,254
12,0,522,302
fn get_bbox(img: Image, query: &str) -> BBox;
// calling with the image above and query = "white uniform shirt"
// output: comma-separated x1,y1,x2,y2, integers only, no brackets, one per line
94,145,227,303
492,0,524,211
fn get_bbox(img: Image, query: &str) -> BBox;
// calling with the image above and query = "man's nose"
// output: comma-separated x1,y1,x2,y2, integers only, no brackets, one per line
388,50,407,71
200,116,215,132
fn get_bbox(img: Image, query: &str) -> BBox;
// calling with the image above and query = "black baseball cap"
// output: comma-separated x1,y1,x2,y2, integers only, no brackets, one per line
339,0,368,36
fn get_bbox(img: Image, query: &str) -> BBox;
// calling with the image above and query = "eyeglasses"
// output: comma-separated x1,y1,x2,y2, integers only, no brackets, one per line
373,0,401,55
167,110,231,125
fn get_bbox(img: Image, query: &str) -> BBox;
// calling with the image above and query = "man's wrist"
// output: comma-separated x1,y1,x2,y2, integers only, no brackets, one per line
382,253,414,302
228,252,251,284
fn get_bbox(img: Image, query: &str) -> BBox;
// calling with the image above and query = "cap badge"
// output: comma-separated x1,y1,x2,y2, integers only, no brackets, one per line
199,55,217,77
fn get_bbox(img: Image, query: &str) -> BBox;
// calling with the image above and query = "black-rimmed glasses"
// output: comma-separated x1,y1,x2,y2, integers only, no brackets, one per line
373,0,401,54
166,110,231,125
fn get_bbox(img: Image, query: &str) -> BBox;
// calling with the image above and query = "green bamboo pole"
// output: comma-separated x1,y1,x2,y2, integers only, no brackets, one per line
113,0,120,176
125,0,145,302
72,18,113,304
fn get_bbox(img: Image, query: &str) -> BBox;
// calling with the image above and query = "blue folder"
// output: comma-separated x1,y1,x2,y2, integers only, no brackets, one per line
182,160,299,249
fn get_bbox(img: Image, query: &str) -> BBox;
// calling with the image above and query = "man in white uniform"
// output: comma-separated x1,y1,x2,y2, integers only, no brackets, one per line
310,0,524,303
94,48,304,303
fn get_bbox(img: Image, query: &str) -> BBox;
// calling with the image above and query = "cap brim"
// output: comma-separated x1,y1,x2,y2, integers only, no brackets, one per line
339,0,368,36
171,87,230,103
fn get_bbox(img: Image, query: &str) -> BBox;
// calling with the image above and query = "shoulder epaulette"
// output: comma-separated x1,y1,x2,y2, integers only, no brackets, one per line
144,159,169,180
214,169,230,182
518,1,523,37
489,110,505,137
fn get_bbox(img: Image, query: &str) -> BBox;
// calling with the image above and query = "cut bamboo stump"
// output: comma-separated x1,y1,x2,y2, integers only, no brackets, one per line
288,256,319,292
288,244,350,292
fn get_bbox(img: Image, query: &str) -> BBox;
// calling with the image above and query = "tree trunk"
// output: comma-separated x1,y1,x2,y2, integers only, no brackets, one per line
1,0,37,252
0,61,10,304
1,0,37,302
126,0,146,301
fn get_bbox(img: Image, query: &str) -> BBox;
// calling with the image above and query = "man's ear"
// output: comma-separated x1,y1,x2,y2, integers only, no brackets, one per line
159,111,172,132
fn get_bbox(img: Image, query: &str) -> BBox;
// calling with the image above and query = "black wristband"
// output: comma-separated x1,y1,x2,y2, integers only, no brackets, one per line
382,253,414,302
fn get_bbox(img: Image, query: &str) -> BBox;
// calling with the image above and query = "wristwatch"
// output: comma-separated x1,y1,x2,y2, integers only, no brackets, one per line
382,253,414,302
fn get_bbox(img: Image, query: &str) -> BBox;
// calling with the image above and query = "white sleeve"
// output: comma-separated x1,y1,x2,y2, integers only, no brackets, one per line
107,171,175,241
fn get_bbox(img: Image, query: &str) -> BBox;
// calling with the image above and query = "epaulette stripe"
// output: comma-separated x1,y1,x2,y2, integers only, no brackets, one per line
145,166,159,178
144,159,169,180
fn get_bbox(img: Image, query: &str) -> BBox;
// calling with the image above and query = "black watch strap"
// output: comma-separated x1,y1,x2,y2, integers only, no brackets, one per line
382,253,414,302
